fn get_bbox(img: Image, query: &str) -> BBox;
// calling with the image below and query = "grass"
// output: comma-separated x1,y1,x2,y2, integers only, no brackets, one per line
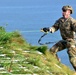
0,26,76,75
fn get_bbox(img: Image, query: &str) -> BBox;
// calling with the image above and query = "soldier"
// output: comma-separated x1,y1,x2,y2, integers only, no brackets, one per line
42,5,76,71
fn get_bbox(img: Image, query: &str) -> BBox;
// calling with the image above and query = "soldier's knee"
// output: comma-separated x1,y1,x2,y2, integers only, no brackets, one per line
67,39,76,48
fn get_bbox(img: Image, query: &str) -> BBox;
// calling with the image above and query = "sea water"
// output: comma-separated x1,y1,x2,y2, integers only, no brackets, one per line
0,0,76,70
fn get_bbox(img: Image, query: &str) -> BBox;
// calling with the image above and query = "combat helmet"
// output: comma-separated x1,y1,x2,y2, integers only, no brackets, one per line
62,5,73,14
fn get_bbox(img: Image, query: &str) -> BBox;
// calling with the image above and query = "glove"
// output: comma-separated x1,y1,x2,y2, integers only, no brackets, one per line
41,27,49,32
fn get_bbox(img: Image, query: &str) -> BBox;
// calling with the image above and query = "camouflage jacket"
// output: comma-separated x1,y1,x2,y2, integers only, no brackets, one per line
50,17,76,40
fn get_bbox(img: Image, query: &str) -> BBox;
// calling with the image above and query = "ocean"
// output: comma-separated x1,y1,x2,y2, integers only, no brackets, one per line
0,0,76,70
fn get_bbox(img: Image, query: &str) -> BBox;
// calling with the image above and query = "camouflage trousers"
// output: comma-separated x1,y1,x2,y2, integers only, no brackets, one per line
50,39,76,71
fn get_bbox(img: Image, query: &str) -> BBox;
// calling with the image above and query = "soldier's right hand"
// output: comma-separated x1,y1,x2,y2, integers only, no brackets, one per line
41,27,49,32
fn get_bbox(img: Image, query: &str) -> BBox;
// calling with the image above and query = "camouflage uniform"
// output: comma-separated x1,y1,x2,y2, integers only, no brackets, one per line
42,5,76,70
50,16,76,70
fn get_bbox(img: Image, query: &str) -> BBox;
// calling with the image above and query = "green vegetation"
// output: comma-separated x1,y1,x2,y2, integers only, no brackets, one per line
0,26,76,75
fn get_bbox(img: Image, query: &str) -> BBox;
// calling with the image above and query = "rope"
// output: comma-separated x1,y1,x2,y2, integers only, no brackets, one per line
20,30,40,33
38,33,56,45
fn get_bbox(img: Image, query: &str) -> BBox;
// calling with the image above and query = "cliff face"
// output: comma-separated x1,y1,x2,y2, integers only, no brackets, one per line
0,26,75,75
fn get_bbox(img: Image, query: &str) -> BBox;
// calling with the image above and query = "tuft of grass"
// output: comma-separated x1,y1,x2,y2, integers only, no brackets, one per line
37,45,48,54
